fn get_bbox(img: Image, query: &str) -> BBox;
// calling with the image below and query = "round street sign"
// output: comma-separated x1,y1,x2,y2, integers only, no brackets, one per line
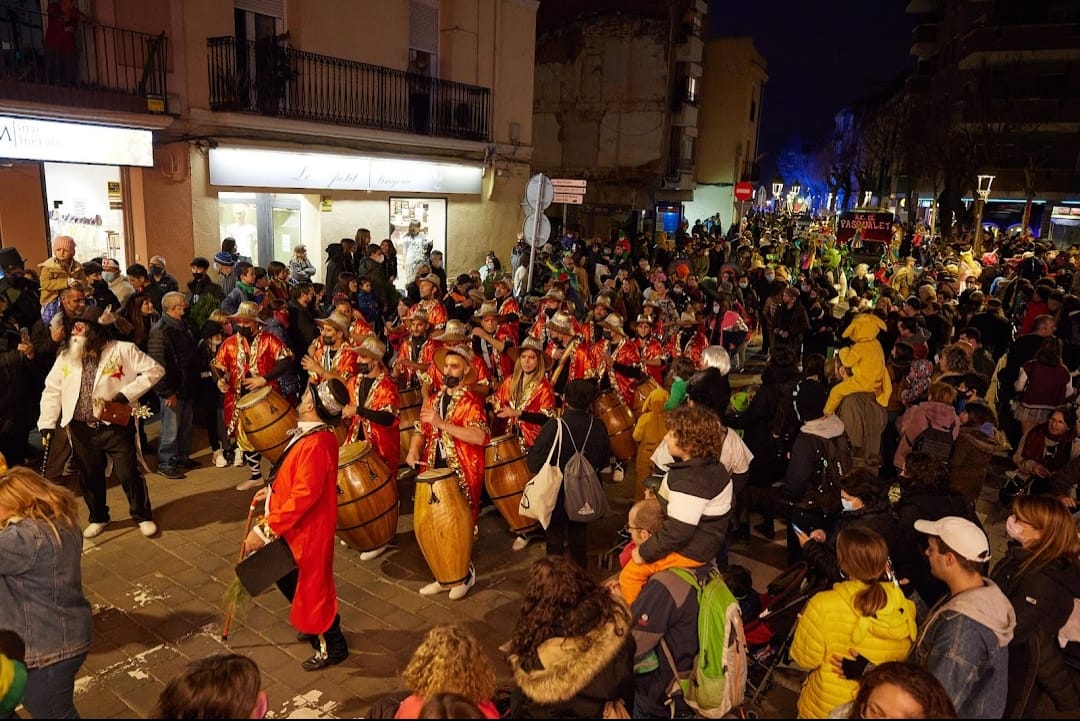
525,174,554,211
734,181,754,201
522,212,551,248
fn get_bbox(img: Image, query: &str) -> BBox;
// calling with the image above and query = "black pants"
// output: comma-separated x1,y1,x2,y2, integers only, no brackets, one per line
276,567,348,658
68,420,152,524
546,493,588,569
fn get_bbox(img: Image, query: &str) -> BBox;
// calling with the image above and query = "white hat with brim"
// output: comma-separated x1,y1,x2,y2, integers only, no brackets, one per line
913,516,991,563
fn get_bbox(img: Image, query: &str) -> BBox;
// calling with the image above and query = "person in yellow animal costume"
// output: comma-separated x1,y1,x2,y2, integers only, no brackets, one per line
824,313,892,414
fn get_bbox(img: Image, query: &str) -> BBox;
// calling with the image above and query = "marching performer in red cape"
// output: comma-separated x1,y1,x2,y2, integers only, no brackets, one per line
544,311,598,402
407,273,448,330
405,344,489,600
582,292,615,345
633,314,668,384
330,293,374,342
598,313,644,409
424,320,493,399
242,378,351,671
491,271,521,341
391,309,437,390
490,336,556,449
666,310,709,367
470,300,515,385
528,288,567,346
213,301,294,491
302,310,359,384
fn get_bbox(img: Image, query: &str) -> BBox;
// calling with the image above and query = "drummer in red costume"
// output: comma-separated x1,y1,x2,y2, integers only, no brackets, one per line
341,336,400,561
391,310,437,390
491,336,556,449
331,294,374,342
598,313,644,409
667,310,709,367
302,310,359,384
242,378,350,671
528,288,566,346
491,271,521,341
582,292,614,345
213,301,294,492
405,344,489,601
424,319,492,400
633,314,668,384
470,300,514,385
407,273,448,330
545,311,597,403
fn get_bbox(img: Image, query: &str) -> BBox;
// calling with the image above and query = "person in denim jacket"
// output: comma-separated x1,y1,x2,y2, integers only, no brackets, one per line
0,466,92,718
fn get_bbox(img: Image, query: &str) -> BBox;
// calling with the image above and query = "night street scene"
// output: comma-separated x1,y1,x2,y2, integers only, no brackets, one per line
2,0,1080,718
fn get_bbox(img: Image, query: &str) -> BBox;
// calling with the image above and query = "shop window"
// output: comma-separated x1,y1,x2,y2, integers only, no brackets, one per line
44,161,127,270
218,191,303,267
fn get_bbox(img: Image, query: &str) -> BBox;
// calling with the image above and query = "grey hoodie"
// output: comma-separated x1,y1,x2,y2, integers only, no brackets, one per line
912,579,1016,718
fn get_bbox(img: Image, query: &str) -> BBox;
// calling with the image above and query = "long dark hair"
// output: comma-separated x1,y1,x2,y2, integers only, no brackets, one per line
510,556,629,670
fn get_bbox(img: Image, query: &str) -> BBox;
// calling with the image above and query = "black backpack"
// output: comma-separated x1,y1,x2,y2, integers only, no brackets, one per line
912,421,956,465
801,434,852,516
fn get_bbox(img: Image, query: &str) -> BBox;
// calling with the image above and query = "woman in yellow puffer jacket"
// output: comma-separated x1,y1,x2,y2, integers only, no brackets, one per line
790,527,917,718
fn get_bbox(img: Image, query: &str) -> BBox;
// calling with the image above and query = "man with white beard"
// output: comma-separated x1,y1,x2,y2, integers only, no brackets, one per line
38,305,165,539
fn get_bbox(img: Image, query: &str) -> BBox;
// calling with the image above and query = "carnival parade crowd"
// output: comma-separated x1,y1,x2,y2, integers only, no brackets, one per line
1,211,1079,719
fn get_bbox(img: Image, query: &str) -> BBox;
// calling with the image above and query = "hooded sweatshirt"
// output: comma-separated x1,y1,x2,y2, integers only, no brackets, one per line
780,414,846,505
791,579,917,718
894,399,959,471
911,579,1015,719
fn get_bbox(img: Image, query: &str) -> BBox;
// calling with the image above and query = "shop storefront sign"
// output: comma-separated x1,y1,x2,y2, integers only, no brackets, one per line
209,147,483,194
0,115,153,166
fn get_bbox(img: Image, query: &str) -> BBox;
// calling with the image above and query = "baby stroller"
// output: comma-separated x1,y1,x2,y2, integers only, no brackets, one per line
736,561,827,717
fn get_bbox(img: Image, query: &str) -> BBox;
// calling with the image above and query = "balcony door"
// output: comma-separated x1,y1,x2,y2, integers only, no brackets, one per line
234,0,284,113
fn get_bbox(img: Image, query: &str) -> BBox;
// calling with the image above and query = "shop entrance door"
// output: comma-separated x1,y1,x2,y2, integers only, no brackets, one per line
218,192,302,267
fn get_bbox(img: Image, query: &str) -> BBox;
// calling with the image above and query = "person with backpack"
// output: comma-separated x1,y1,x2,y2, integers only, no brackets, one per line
779,379,852,567
524,379,611,569
790,527,918,719
619,405,733,605
894,382,960,475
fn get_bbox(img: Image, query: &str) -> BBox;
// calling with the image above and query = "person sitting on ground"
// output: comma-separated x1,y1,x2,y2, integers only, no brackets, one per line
620,405,734,605
155,653,267,719
394,625,500,719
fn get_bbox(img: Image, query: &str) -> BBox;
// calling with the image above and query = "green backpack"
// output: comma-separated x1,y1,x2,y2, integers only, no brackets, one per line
660,568,748,718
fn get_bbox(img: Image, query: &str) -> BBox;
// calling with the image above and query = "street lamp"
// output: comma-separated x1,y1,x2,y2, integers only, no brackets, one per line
973,173,995,254
863,190,873,207
771,179,784,213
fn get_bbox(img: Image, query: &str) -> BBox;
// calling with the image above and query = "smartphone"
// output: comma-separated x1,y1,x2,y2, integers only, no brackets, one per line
19,327,30,343
791,523,806,535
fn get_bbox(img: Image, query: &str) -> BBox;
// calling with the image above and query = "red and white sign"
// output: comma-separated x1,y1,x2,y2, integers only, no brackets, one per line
734,181,753,201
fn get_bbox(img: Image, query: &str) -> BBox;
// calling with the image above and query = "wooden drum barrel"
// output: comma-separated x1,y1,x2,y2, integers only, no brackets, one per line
397,387,423,466
594,388,638,462
484,435,540,535
413,468,473,587
633,376,661,415
236,387,297,464
336,441,398,552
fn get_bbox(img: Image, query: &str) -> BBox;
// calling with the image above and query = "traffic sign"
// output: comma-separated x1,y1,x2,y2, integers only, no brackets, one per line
551,178,587,189
525,174,553,211
734,181,753,201
553,192,584,205
522,212,551,248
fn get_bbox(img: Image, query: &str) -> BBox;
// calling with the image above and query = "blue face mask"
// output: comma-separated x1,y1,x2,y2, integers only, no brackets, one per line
840,498,856,513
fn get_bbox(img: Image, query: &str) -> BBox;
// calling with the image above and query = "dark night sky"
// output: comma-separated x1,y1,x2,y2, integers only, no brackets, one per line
710,0,916,177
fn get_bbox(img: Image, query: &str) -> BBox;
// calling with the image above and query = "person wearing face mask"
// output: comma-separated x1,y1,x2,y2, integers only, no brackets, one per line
425,320,493,400
527,288,568,346
392,309,437,391
669,280,690,315
101,257,134,308
991,495,1080,718
545,311,597,402
146,255,179,313
81,261,121,313
597,313,643,411
666,311,709,369
213,301,294,491
632,315,668,384
470,301,514,385
302,311,359,387
184,257,223,336
405,345,489,600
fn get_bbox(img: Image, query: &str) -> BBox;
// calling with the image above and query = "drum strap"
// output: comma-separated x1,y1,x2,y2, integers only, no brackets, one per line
266,424,334,486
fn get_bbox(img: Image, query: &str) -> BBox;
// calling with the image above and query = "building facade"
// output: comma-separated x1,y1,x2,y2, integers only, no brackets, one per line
0,0,539,283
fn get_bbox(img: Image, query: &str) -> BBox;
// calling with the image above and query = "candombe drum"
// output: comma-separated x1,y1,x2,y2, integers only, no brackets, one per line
483,435,540,535
413,468,473,587
633,375,661,415
594,388,637,462
398,386,423,466
236,387,297,464
335,441,398,553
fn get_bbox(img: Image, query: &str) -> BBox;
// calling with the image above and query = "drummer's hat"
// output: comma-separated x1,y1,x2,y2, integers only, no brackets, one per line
311,378,349,422
315,310,351,336
433,343,479,385
592,294,614,312
419,273,442,290
634,314,653,328
409,309,431,326
228,300,265,324
541,288,564,304
677,311,703,327
508,335,551,374
473,300,500,320
354,335,387,362
434,319,470,343
491,271,513,289
603,312,628,337
546,311,575,337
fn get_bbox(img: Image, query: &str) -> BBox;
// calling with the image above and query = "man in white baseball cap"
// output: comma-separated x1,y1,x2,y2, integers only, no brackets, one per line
906,516,1015,718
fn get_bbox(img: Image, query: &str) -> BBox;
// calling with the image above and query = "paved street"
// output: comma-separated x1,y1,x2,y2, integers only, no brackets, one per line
66,358,1010,719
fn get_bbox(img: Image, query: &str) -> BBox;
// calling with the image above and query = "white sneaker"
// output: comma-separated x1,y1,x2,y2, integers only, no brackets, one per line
448,565,476,601
419,580,447,596
213,449,227,468
511,535,529,552
359,545,388,561
235,477,263,492
233,449,245,467
138,521,158,537
83,522,109,539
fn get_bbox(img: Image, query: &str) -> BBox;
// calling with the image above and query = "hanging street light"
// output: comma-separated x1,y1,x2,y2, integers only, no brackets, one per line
973,173,996,254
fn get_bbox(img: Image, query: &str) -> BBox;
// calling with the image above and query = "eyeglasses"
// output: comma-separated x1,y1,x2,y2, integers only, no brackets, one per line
623,524,645,533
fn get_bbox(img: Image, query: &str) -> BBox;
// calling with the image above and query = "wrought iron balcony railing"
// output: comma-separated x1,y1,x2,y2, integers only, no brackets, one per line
0,2,168,113
207,36,491,142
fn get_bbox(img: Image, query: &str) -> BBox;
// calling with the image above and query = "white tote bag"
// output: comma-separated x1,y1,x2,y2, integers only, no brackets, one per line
519,420,563,529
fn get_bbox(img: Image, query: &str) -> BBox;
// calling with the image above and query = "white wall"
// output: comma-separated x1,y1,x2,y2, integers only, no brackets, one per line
684,185,734,232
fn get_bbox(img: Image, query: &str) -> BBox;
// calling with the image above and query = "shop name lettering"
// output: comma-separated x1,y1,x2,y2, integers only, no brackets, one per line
0,121,62,150
839,216,892,231
289,164,419,190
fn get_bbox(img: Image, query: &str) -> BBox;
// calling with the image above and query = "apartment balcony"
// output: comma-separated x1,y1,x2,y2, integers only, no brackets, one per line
0,3,168,115
910,23,938,59
207,36,491,142
957,22,1080,69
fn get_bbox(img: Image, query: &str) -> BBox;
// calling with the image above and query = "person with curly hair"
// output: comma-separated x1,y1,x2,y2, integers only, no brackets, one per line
618,405,734,604
155,653,267,719
839,661,957,718
395,626,500,719
508,556,634,718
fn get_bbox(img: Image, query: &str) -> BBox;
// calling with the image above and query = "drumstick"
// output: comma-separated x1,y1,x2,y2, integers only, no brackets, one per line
222,498,260,641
